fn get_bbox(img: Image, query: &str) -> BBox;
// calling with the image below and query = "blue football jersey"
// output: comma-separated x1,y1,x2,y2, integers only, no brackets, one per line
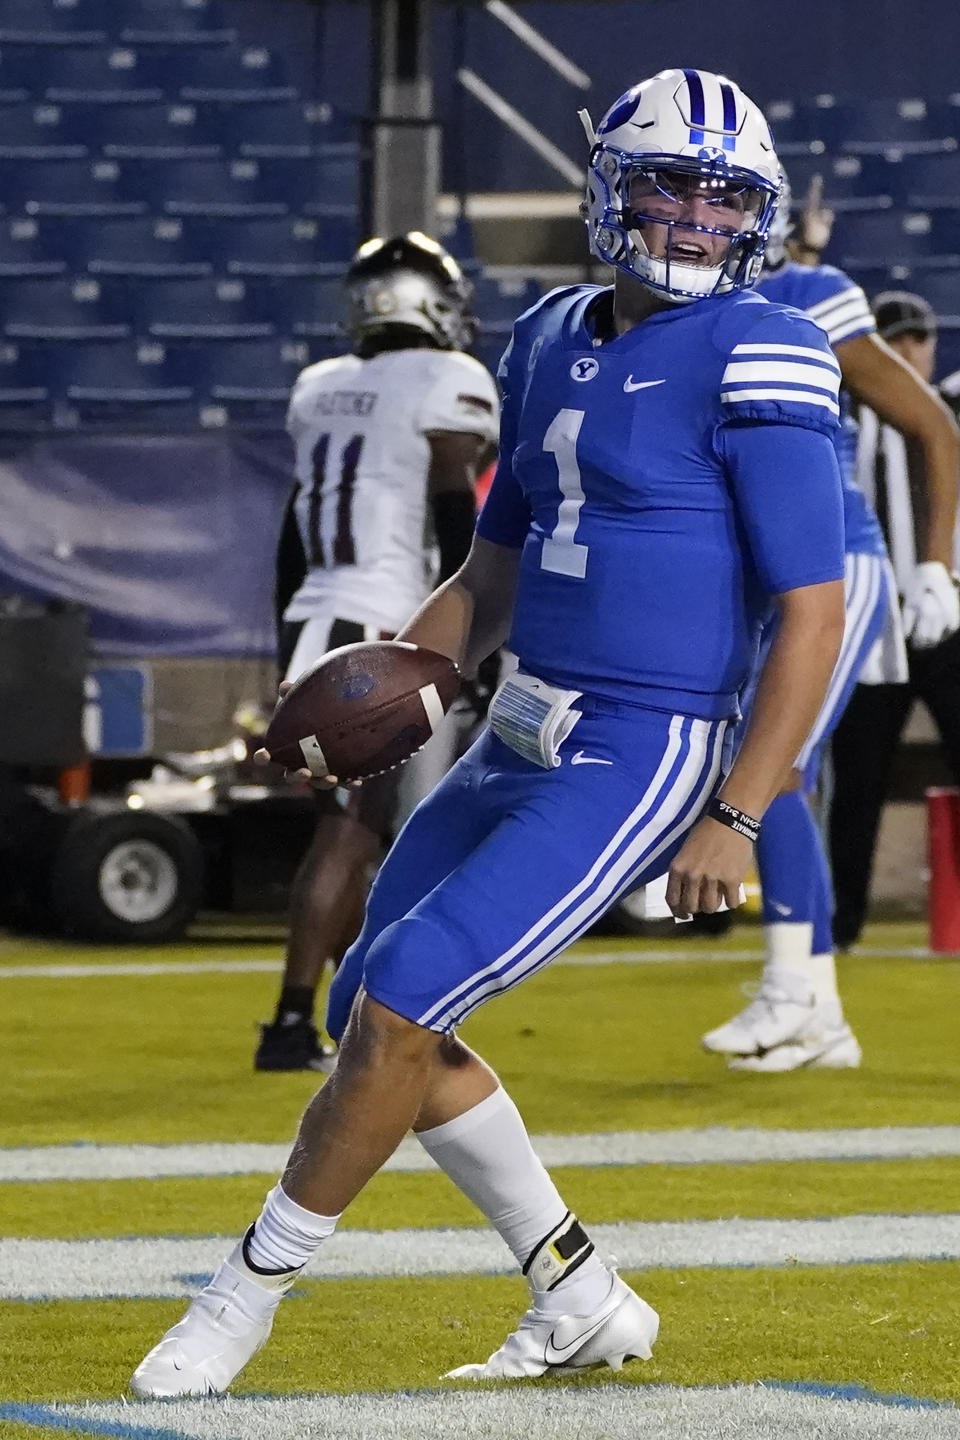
758,262,887,558
478,284,845,720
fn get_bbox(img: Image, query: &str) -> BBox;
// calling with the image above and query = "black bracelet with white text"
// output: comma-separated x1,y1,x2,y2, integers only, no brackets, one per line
707,798,761,843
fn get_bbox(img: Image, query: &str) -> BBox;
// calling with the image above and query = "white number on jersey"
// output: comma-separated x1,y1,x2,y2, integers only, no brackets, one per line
305,432,364,568
540,408,588,579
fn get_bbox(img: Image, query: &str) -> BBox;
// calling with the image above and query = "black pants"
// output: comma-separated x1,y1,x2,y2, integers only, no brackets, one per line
828,628,960,947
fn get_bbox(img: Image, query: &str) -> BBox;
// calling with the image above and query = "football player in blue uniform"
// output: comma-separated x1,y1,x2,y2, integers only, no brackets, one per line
132,70,848,1397
702,176,959,1072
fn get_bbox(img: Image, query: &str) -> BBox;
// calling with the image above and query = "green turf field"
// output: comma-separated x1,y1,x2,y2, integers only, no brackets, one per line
1,919,959,1439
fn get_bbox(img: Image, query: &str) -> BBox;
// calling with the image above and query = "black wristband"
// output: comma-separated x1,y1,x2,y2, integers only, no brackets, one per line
708,797,761,842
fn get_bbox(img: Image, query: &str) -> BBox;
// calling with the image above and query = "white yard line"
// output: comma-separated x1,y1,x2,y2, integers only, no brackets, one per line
5,1126,960,1182
4,1214,960,1299
0,945,946,979
6,1385,956,1440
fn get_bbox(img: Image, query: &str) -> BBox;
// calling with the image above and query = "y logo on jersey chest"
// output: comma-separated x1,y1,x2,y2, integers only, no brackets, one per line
570,358,599,382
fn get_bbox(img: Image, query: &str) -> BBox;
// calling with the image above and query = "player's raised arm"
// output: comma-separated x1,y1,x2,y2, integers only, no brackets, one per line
836,330,960,641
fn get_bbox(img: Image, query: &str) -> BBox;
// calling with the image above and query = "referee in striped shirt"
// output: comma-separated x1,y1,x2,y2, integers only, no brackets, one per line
829,291,960,948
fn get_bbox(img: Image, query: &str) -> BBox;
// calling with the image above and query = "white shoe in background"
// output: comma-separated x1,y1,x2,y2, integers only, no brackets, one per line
701,974,817,1055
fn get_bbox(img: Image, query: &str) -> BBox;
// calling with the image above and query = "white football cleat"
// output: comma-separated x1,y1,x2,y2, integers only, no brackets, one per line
728,1012,862,1072
445,1273,658,1381
701,974,817,1055
130,1229,301,1398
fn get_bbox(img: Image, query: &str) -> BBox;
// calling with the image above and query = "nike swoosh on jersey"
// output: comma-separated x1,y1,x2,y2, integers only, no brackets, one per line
770,900,792,916
623,377,666,392
543,1310,613,1366
570,750,613,766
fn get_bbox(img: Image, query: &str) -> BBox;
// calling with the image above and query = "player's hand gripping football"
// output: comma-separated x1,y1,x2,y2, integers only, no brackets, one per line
253,684,357,790
665,815,753,919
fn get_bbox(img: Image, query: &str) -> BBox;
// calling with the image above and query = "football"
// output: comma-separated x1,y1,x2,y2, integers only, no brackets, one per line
264,641,461,781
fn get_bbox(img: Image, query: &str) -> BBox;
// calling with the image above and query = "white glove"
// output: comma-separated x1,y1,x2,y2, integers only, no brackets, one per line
901,561,960,648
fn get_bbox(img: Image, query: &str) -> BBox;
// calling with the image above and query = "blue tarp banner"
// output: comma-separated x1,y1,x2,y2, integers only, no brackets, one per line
0,432,291,658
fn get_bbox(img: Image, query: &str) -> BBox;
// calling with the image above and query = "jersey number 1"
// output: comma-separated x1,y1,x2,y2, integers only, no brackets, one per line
307,432,363,567
541,408,588,579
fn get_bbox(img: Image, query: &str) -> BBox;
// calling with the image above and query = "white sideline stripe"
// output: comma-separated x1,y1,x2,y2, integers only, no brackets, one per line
0,960,285,978
5,1214,960,1297
16,1386,960,1440
5,1126,960,1183
0,943,950,979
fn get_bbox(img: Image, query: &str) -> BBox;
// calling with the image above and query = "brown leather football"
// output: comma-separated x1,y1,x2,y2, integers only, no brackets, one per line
264,641,461,781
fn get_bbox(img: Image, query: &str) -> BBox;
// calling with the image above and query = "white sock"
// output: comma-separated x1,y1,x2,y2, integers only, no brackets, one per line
416,1087,613,1316
246,1183,340,1273
763,924,839,1007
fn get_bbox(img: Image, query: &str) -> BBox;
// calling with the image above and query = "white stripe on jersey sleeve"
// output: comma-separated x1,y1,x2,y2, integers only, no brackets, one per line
828,311,878,344
720,387,841,415
806,285,870,321
805,287,875,345
721,360,841,393
731,341,841,371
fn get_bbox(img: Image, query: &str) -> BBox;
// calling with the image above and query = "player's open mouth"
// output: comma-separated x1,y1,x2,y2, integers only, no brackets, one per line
669,239,713,266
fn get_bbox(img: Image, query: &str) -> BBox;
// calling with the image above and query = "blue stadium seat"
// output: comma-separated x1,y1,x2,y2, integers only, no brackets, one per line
911,268,960,319
0,340,51,429
0,276,130,339
473,274,542,334
83,99,220,157
778,152,895,207
38,47,164,102
0,101,87,150
0,1,111,32
49,338,198,429
111,43,290,95
828,99,956,153
170,337,309,425
829,209,938,266
126,157,286,216
764,100,830,150
0,157,146,216
905,151,960,207
201,102,358,155
787,97,853,151
0,216,66,276
64,215,211,275
119,0,225,24
125,276,275,338
256,276,344,338
253,155,360,210
210,217,353,274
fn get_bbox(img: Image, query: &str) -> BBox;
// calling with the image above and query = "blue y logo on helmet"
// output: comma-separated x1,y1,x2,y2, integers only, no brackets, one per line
600,86,643,134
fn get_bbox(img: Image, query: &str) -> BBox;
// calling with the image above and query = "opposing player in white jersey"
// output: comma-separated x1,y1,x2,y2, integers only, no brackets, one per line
256,232,499,1072
702,178,959,1071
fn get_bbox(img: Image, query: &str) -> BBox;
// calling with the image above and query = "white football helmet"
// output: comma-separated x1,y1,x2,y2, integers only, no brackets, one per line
345,231,476,351
581,68,782,304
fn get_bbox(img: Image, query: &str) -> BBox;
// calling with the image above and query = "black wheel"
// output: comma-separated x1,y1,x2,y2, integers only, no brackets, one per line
50,810,203,943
